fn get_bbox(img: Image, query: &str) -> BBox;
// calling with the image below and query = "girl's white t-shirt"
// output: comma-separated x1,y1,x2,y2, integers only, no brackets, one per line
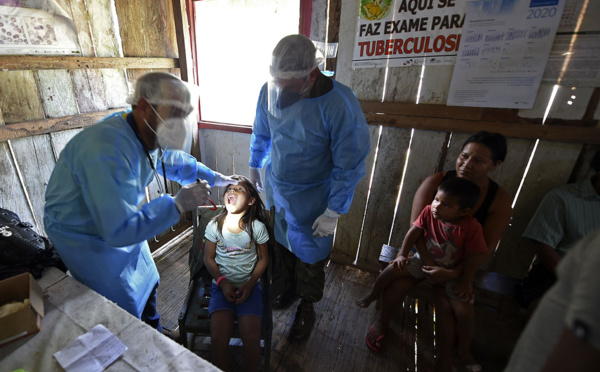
205,219,269,287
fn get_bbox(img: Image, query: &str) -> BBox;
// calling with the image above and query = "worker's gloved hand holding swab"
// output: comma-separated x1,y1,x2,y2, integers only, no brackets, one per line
174,180,211,213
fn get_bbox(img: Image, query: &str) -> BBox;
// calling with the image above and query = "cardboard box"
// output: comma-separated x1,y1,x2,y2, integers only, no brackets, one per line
0,273,44,346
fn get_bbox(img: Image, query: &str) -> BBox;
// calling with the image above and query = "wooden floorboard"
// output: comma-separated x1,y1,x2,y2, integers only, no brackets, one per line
155,235,525,371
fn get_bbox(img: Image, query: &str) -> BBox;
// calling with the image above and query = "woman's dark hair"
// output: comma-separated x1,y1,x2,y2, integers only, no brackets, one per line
213,175,268,243
438,177,480,210
462,131,507,163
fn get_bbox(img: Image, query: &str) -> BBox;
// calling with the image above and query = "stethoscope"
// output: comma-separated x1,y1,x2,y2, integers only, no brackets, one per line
127,113,217,210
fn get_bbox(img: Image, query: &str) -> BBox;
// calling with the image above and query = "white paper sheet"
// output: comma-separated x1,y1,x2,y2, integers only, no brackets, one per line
0,0,81,55
53,324,127,372
447,0,566,108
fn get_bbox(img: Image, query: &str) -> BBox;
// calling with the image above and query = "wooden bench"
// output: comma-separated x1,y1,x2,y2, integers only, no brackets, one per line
379,245,523,316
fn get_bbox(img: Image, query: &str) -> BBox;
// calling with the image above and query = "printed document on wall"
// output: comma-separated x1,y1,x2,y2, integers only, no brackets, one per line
447,0,565,108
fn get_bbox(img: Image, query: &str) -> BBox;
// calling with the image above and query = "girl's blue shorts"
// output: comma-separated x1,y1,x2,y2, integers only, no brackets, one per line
208,281,263,317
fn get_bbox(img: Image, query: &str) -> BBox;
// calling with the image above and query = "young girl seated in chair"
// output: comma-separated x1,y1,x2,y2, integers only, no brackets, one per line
203,175,269,372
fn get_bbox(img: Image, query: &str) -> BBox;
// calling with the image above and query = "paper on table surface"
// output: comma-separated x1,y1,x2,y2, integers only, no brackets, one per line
53,324,127,372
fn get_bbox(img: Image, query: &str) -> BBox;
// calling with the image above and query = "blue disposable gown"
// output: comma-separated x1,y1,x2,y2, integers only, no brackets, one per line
249,80,370,264
44,112,217,318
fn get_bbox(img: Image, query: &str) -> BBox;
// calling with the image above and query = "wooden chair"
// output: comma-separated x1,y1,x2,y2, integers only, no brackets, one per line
178,205,275,371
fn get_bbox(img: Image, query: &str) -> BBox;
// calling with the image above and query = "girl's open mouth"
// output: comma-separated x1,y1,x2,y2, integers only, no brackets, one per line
227,194,237,205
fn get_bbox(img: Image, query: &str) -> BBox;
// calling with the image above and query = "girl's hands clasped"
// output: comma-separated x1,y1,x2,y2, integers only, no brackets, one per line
235,281,255,304
219,279,237,302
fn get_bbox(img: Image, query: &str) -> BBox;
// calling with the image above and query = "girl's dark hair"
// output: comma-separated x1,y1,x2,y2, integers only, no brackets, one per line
213,175,268,243
438,177,480,210
462,131,507,163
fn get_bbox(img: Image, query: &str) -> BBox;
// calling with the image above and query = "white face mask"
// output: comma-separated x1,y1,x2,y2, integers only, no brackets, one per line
146,105,192,152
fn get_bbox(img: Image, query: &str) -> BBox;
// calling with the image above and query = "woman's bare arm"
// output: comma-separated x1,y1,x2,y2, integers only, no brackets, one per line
480,185,513,262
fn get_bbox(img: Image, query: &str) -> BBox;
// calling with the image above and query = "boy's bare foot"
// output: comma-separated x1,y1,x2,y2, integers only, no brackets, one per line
356,294,375,308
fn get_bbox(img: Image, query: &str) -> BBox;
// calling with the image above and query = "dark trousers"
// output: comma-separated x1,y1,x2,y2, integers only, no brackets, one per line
272,242,328,303
141,282,162,331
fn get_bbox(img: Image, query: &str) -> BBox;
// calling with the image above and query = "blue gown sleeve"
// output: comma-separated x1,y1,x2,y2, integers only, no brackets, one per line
326,93,370,215
76,145,180,247
159,150,217,186
249,85,272,168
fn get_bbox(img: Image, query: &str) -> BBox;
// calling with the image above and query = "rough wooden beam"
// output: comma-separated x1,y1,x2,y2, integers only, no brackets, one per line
363,113,600,145
172,0,194,83
360,100,520,122
0,108,124,142
0,56,178,70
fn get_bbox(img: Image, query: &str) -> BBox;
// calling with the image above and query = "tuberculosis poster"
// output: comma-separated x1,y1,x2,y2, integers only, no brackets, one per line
353,0,468,68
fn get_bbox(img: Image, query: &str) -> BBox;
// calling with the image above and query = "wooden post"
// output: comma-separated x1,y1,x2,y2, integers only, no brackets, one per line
326,0,341,74
299,0,312,36
172,0,201,160
172,0,194,83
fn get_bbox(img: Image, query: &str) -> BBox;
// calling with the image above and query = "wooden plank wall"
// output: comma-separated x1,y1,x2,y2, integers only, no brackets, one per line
195,126,595,276
0,0,181,239
198,0,600,281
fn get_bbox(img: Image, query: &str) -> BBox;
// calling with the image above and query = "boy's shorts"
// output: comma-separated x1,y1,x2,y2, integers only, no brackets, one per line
405,255,474,304
208,281,263,317
405,255,427,279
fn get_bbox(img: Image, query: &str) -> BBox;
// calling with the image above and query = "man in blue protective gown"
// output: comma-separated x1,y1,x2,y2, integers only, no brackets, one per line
44,72,236,338
249,34,370,341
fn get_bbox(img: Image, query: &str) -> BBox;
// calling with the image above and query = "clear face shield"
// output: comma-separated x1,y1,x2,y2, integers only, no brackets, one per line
267,36,326,118
267,75,312,118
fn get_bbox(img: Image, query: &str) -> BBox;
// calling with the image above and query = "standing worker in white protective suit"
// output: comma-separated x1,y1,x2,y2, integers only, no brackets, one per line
249,34,370,342
44,72,237,338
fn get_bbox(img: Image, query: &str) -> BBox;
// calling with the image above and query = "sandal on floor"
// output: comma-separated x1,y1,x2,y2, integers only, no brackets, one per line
365,326,385,352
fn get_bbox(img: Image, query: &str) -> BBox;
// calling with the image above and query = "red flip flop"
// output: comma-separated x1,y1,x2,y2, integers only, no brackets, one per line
365,326,385,352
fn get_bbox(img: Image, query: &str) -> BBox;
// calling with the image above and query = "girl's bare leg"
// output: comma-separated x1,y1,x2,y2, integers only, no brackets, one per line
238,315,262,372
210,310,235,371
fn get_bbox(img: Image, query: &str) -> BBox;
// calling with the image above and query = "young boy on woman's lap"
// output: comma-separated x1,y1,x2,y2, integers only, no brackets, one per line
358,177,487,372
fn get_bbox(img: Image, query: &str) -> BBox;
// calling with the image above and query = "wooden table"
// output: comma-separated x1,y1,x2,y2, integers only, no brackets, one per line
0,268,220,371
